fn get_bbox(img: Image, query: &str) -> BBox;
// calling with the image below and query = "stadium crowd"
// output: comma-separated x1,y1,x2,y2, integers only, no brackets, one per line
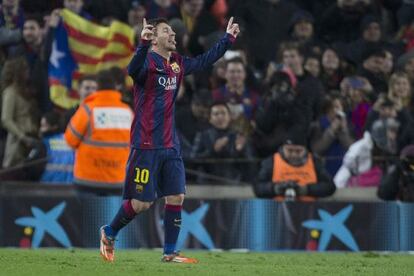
1,0,414,201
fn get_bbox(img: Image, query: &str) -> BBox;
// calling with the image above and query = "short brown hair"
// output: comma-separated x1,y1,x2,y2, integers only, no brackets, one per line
96,70,116,90
277,41,303,62
1,57,29,91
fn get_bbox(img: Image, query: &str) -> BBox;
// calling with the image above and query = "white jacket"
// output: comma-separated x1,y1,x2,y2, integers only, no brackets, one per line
334,131,374,188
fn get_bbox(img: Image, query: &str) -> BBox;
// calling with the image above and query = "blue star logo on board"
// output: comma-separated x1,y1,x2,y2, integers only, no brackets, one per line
302,204,359,251
15,202,72,248
176,204,214,250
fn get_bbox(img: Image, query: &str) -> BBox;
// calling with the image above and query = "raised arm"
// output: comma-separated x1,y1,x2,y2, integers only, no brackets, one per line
127,18,154,81
183,17,240,75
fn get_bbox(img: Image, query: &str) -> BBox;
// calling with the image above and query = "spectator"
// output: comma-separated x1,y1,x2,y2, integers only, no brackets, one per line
340,76,373,138
364,96,398,131
64,70,133,192
345,15,402,66
145,0,180,20
319,0,377,44
27,111,74,184
320,47,345,93
191,101,254,184
63,0,92,20
303,54,321,78
396,49,414,86
381,50,395,77
180,0,204,34
212,57,260,128
387,71,412,110
310,95,354,177
397,0,414,28
176,91,211,158
11,14,43,55
365,72,413,148
182,0,221,56
230,0,299,70
209,57,226,89
334,118,400,188
1,57,39,168
64,74,97,125
254,66,307,157
208,0,228,28
10,15,51,113
76,74,98,99
378,144,414,202
254,127,336,201
357,45,388,96
0,0,25,50
127,0,146,42
274,42,325,124
386,72,414,151
288,9,322,56
0,0,24,28
396,17,414,52
220,45,260,90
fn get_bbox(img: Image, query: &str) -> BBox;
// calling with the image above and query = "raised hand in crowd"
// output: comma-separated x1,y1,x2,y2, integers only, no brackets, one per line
44,9,61,29
329,111,347,134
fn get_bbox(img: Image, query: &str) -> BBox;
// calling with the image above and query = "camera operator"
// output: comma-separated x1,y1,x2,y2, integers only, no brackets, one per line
254,66,308,157
253,128,336,201
378,145,414,202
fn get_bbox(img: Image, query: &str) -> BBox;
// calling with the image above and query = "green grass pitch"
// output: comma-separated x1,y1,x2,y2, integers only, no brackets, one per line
1,249,413,276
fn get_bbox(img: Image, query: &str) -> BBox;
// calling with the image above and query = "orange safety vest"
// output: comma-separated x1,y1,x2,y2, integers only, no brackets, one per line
64,90,133,187
272,152,317,202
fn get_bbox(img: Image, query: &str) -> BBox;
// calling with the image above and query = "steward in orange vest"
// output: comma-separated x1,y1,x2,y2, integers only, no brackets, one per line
64,70,133,188
254,132,336,201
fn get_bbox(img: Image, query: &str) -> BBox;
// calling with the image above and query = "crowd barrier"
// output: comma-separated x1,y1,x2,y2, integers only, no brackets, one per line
0,182,411,251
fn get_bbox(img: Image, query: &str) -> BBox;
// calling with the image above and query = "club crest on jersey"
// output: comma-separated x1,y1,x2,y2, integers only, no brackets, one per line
158,76,177,90
170,62,180,73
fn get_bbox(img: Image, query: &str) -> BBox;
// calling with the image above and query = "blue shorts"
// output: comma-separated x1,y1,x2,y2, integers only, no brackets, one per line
123,148,186,202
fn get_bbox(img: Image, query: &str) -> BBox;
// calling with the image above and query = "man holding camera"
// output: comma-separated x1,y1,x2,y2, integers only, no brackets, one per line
254,66,307,157
253,128,336,201
378,144,414,202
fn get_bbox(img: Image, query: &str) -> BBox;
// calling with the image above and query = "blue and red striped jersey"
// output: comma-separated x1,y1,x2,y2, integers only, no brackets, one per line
127,33,235,149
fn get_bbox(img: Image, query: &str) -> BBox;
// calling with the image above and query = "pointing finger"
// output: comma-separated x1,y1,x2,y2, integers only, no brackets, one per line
143,18,147,26
227,16,234,29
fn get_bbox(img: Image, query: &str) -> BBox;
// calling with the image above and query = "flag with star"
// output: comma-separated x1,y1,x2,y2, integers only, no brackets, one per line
48,9,135,109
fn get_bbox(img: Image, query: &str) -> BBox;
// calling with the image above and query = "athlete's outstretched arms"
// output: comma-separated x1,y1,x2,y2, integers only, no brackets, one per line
127,18,154,81
183,17,240,75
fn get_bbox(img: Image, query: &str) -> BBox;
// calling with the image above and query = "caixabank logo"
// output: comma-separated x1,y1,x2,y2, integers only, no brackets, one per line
155,203,215,250
302,204,359,251
14,201,72,248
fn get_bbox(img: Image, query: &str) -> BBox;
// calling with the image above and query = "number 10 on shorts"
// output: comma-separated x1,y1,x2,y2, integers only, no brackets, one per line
134,168,149,184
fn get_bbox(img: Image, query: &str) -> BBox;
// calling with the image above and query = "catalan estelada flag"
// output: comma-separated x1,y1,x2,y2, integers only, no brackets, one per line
48,9,135,109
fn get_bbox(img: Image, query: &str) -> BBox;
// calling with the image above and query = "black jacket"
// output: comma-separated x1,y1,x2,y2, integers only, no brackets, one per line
254,83,312,157
254,153,336,198
191,127,255,183
378,163,414,202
